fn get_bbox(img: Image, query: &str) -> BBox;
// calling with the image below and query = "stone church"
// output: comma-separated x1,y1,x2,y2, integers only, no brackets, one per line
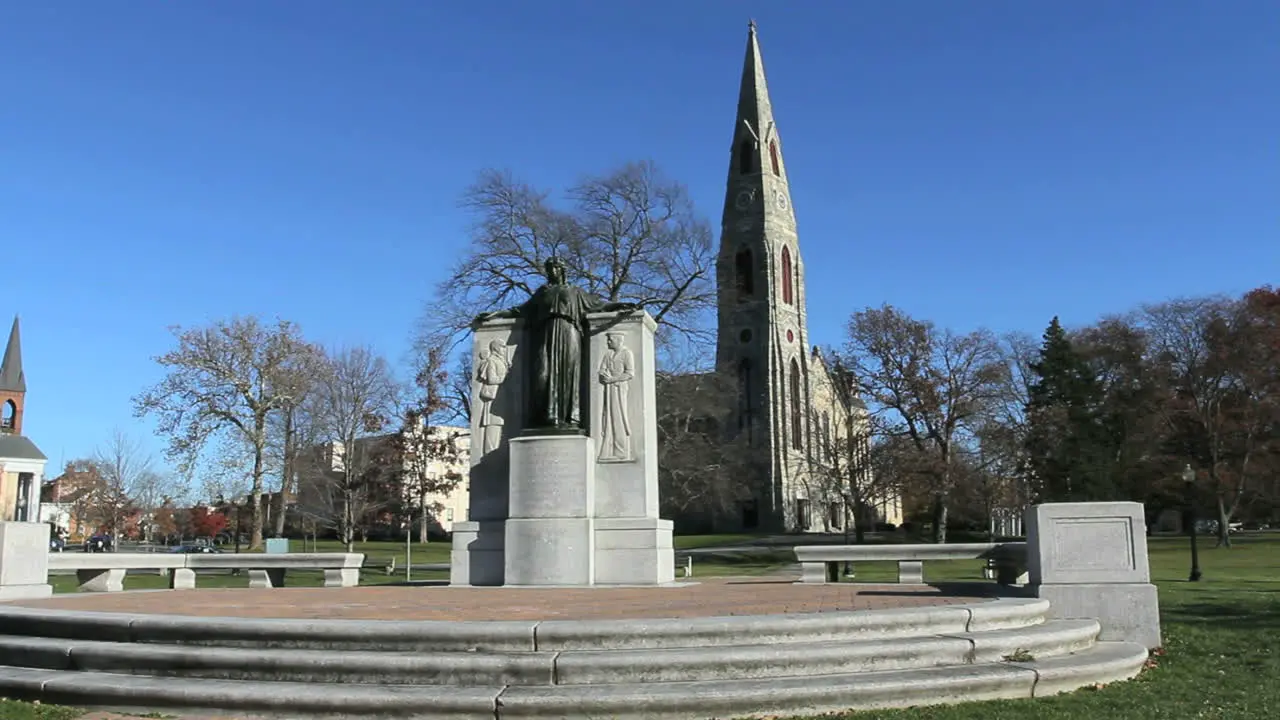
707,23,902,534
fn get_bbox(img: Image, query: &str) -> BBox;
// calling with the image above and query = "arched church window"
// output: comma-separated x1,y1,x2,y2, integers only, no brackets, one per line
738,139,756,175
769,141,780,176
1,400,14,432
734,248,754,298
789,358,802,451
822,411,831,460
781,246,793,305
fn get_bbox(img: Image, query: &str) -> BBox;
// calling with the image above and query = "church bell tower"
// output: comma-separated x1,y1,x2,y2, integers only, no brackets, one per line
715,22,814,532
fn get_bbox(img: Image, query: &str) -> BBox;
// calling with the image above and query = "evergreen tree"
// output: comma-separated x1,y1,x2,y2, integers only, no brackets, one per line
1024,317,1110,501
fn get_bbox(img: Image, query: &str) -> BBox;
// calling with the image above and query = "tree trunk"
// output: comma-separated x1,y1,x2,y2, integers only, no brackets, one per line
249,418,266,549
272,409,295,539
931,494,949,544
1215,496,1232,548
342,495,353,552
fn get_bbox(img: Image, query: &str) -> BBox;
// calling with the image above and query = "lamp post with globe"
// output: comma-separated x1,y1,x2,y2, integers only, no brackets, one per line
1182,464,1202,582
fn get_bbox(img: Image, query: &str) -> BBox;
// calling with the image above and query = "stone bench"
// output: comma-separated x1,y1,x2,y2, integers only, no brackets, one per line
793,543,1028,586
675,552,693,578
47,552,365,592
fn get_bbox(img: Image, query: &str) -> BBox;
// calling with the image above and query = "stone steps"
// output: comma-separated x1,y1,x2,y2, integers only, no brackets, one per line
0,598,1151,718
0,619,1102,685
0,643,1148,719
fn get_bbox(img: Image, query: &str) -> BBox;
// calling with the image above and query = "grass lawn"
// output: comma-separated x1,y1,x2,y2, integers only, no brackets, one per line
25,534,1280,719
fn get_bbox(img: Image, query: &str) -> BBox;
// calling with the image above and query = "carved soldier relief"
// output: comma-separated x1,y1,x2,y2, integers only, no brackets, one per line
596,332,634,462
475,338,513,455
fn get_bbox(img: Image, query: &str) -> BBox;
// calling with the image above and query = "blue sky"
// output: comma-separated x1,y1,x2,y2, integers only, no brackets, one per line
3,0,1277,477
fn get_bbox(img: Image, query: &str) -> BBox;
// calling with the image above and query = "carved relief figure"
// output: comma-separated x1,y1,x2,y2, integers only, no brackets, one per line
597,332,634,462
475,339,512,455
475,257,636,431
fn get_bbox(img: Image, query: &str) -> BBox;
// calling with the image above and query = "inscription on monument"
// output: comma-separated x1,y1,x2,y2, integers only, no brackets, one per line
1052,518,1135,572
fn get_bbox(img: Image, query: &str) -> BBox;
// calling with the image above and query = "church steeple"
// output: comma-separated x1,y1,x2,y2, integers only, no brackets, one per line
0,317,24,394
1,315,26,435
723,21,792,225
715,22,812,533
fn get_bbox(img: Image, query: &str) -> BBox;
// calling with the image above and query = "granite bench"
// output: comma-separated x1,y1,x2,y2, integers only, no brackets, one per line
47,552,365,592
793,542,1028,585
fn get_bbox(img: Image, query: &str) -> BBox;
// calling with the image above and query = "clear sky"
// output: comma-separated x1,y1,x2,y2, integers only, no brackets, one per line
3,0,1277,477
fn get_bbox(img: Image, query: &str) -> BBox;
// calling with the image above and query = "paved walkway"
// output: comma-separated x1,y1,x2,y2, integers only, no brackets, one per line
14,579,1006,621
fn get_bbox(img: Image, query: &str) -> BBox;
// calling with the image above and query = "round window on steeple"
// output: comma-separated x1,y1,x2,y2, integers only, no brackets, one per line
739,329,753,343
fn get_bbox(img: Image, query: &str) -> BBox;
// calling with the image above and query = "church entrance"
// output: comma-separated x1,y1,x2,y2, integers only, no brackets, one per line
795,499,811,531
741,499,759,530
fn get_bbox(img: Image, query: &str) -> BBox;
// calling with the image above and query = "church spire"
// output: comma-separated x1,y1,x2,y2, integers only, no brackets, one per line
0,316,24,393
723,21,791,224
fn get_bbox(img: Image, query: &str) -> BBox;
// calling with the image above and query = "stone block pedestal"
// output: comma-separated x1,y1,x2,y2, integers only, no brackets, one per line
0,522,53,601
503,434,596,586
1026,502,1162,649
450,521,505,586
594,517,675,585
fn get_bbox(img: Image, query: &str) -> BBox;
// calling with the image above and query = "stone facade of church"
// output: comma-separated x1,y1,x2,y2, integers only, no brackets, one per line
712,24,902,534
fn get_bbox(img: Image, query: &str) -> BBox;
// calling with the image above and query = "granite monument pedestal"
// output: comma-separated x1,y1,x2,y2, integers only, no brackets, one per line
451,307,674,587
1026,501,1162,650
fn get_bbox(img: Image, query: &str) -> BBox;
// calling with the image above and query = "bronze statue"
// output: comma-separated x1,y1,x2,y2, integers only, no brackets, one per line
475,257,637,432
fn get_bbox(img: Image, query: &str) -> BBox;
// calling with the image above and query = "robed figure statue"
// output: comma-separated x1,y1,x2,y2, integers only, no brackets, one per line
475,257,637,432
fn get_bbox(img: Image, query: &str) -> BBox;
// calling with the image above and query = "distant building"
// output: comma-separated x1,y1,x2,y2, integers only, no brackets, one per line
0,316,45,525
295,424,471,538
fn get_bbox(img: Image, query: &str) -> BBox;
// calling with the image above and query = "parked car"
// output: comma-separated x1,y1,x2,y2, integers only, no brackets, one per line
84,535,113,553
49,536,65,552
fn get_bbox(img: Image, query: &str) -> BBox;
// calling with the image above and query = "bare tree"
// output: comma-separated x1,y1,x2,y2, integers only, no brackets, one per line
304,346,402,551
134,316,321,549
418,162,717,367
841,305,1005,543
265,348,326,538
655,368,759,526
391,345,466,544
90,430,160,541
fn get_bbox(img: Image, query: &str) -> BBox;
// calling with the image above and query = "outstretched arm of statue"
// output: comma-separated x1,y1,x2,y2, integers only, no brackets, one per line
599,301,641,314
474,306,522,324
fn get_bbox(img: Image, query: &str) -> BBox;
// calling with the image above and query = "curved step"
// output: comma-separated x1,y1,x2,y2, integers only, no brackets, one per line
0,598,1048,652
0,619,1100,686
0,643,1149,719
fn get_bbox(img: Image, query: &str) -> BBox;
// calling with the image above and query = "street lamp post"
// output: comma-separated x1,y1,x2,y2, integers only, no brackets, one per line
1183,464,1202,582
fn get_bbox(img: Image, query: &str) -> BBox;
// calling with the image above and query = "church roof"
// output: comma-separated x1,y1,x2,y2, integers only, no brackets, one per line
0,434,46,461
0,316,24,393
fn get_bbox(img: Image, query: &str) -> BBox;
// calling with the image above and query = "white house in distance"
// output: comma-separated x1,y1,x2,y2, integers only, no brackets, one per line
0,317,45,525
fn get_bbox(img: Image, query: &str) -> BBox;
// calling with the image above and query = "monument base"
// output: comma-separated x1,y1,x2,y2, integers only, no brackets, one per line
449,520,505,587
1034,582,1162,650
505,518,595,586
594,517,675,585
503,434,597,587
